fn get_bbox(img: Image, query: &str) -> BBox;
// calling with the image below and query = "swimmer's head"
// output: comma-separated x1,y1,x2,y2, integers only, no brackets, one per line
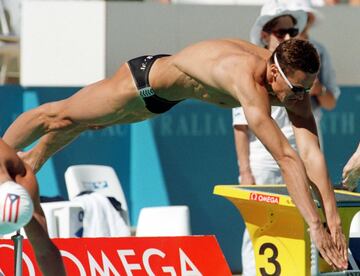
0,181,34,235
268,39,319,103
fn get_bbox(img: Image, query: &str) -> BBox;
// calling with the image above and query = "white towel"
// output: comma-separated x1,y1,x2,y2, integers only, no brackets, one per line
73,193,130,237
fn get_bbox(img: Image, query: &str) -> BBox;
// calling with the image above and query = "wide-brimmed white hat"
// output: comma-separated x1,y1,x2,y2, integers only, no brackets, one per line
250,0,308,47
286,0,323,26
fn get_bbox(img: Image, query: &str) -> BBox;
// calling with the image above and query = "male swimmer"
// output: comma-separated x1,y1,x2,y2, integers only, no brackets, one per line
4,38,348,269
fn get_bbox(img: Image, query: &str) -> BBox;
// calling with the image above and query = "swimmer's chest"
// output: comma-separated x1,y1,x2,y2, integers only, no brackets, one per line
189,78,240,108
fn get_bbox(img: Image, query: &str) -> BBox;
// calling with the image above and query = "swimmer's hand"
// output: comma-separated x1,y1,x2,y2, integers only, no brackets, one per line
309,222,348,270
239,170,255,185
328,224,348,269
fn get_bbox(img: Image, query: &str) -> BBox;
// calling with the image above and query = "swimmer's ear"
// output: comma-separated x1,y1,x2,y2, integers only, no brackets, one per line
268,63,278,83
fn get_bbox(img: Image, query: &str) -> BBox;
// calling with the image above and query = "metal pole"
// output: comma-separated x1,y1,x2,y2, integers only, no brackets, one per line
11,230,23,276
311,236,319,276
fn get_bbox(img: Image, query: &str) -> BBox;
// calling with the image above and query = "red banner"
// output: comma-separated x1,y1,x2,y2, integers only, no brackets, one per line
0,235,231,275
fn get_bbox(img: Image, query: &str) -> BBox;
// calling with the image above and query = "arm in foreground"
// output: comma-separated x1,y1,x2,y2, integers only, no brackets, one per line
342,142,360,191
0,139,66,275
16,164,66,276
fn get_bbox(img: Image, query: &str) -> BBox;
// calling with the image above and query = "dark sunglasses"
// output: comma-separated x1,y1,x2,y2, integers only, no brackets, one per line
270,28,299,39
291,85,312,94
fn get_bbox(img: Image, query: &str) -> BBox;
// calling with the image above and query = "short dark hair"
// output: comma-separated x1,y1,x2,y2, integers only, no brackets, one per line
270,39,320,75
263,15,297,33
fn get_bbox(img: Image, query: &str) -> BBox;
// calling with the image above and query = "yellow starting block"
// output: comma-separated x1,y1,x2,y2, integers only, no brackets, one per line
214,185,360,276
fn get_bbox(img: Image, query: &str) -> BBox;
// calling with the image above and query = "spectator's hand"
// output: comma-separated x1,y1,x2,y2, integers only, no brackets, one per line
239,171,256,185
309,223,348,270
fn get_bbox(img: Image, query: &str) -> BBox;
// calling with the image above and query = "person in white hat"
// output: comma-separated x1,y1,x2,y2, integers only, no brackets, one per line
249,0,307,48
234,0,307,184
0,139,66,275
288,0,341,148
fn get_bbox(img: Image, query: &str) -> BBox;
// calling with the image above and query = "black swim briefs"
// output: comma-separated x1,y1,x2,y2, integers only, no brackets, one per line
127,55,183,114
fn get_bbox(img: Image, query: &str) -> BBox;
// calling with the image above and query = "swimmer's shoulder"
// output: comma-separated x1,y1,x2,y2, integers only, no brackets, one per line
174,38,269,61
177,38,248,52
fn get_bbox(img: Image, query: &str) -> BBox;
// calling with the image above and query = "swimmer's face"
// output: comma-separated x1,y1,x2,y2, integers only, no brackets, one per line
268,64,316,104
261,15,300,52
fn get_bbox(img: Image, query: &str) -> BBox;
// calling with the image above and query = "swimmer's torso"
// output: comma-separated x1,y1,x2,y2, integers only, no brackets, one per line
149,39,270,108
85,39,271,128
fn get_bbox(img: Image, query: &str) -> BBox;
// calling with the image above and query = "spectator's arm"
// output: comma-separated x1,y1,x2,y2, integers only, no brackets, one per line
234,124,255,185
313,42,341,110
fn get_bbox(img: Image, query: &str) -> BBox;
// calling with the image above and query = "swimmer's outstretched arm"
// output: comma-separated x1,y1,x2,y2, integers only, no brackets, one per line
231,74,347,270
286,97,347,267
14,160,66,275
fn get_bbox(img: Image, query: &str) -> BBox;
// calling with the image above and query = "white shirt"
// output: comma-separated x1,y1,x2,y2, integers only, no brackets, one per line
232,106,297,170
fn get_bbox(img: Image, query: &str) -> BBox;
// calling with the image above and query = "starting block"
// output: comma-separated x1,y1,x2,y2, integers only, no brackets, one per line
214,185,360,276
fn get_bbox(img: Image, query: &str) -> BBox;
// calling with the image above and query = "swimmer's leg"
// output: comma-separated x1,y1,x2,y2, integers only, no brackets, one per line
21,126,85,172
4,77,122,150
